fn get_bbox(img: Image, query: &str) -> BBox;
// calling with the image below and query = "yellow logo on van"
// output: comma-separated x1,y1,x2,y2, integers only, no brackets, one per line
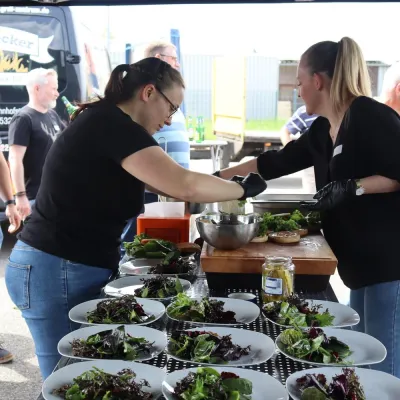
0,50,28,73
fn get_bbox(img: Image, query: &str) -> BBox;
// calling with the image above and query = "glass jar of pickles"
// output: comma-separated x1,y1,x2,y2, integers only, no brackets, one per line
262,256,295,303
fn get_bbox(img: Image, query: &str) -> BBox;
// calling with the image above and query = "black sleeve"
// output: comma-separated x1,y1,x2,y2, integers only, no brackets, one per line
8,115,31,147
96,108,159,164
357,99,400,181
257,128,313,181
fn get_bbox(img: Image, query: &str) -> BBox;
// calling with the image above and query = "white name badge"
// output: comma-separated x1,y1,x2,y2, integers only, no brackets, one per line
333,144,343,157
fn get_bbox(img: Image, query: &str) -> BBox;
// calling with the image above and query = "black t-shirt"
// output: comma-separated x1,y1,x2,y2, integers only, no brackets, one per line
19,103,158,270
257,96,400,290
8,106,64,200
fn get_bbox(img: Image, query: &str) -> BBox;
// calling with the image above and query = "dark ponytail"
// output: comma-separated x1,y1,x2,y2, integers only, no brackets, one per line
103,63,131,104
71,58,184,121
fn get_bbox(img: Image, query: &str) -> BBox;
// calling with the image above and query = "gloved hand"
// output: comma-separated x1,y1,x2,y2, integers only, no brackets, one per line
230,175,245,183
236,173,267,200
300,179,358,211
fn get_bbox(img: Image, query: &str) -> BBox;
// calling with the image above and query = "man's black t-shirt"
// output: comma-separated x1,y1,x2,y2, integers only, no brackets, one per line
8,106,64,199
19,103,158,270
257,96,400,290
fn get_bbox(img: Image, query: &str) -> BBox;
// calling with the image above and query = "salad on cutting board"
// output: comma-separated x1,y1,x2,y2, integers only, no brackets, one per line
252,210,321,244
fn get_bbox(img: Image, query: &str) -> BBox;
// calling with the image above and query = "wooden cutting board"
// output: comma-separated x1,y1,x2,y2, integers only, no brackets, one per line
201,233,337,275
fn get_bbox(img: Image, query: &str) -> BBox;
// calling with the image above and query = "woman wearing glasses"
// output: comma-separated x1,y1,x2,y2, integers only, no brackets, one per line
5,57,267,380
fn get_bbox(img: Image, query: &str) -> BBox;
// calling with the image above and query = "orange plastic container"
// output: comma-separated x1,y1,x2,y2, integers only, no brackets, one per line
136,214,190,243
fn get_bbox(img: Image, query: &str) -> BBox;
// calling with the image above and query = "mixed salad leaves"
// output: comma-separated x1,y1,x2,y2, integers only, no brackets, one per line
257,210,321,237
173,367,253,400
296,368,366,400
71,325,153,360
124,234,177,259
134,275,184,299
124,234,197,275
263,294,335,328
86,295,155,325
168,330,250,364
149,254,195,275
279,327,352,364
167,294,237,324
53,366,153,399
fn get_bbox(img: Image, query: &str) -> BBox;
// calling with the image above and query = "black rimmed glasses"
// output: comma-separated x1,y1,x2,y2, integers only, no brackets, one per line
156,86,178,118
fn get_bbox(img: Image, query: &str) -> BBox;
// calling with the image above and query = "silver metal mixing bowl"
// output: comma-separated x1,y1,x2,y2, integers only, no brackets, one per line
196,213,261,250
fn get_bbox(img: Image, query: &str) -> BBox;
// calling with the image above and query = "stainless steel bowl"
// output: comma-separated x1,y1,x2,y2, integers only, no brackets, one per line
196,213,261,250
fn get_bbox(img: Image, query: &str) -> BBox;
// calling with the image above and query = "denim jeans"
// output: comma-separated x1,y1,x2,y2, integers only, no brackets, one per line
350,280,400,378
5,240,112,380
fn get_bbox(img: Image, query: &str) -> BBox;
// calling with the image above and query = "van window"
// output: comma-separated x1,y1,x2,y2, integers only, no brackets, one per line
0,14,66,129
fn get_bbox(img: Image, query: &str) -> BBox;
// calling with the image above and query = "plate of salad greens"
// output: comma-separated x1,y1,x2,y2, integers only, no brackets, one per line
166,293,260,325
166,327,275,366
262,294,360,329
42,360,164,400
69,295,165,326
58,324,167,362
104,275,191,301
276,327,386,366
286,366,400,400
162,366,288,400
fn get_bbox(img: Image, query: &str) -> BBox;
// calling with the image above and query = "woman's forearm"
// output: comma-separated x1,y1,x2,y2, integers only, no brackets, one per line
219,158,259,180
0,153,14,201
359,175,400,194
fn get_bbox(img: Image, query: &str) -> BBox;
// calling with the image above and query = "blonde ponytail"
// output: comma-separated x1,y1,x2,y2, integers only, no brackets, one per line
330,37,372,114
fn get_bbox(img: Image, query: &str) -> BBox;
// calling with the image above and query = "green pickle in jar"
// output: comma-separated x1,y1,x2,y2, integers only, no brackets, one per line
262,256,295,302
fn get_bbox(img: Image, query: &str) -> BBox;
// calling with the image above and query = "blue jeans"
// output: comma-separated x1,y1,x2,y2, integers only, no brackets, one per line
120,192,159,258
5,240,112,380
350,281,400,378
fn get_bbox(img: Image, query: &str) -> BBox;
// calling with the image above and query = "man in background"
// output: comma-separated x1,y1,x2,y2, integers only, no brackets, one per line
8,68,63,219
120,41,190,254
380,61,400,114
280,105,318,193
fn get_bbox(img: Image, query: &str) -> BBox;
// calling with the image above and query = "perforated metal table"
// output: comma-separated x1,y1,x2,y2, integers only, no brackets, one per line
37,275,338,399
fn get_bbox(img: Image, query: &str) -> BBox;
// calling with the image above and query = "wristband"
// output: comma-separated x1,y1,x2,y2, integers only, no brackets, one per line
5,199,16,206
14,191,26,197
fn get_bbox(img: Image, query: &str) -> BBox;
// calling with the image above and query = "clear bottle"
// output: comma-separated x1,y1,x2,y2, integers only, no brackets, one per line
187,116,194,141
262,256,295,303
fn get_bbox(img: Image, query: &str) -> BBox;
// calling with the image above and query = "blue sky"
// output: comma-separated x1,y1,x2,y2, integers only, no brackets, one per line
73,3,400,63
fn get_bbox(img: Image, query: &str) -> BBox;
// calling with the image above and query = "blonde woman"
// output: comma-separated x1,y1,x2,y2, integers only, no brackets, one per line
215,37,400,378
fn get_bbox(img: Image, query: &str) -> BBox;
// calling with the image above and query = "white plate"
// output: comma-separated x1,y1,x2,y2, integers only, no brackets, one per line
166,327,275,366
286,367,400,400
58,324,167,361
166,296,260,326
263,299,360,329
276,327,387,366
69,297,165,326
42,360,165,400
119,260,196,276
104,275,192,300
163,366,288,400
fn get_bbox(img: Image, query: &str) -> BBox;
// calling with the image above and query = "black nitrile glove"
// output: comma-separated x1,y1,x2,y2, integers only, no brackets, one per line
230,175,245,183
300,179,358,211
236,173,267,200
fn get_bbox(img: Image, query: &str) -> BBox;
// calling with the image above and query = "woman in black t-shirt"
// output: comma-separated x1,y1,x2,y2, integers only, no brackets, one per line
215,37,400,378
4,57,267,380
